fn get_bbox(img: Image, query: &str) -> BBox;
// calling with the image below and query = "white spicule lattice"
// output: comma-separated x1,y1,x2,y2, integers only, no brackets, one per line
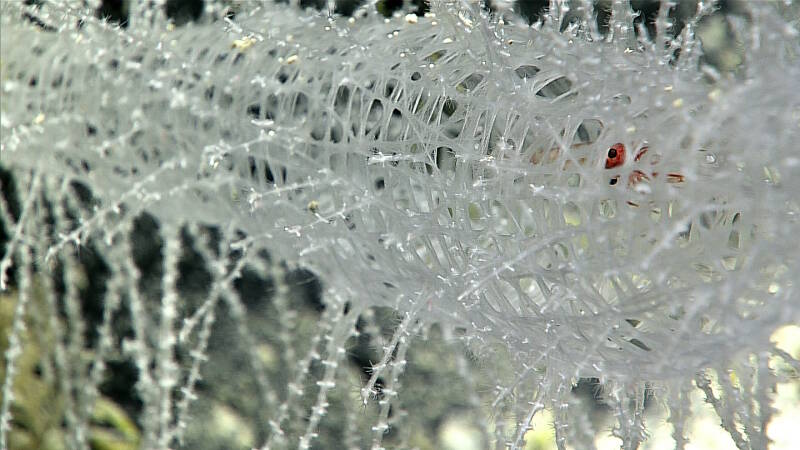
1,0,799,449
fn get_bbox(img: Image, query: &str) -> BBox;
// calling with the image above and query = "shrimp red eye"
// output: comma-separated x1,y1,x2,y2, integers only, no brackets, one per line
605,143,626,169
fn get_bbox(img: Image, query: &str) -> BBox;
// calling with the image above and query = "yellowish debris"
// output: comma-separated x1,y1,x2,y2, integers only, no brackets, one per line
232,37,256,51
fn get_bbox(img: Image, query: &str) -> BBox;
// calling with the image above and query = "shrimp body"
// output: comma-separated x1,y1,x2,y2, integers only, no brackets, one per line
604,143,684,189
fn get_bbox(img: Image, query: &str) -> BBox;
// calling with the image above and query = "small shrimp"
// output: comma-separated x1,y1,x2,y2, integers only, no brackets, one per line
604,143,684,200
528,141,684,192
